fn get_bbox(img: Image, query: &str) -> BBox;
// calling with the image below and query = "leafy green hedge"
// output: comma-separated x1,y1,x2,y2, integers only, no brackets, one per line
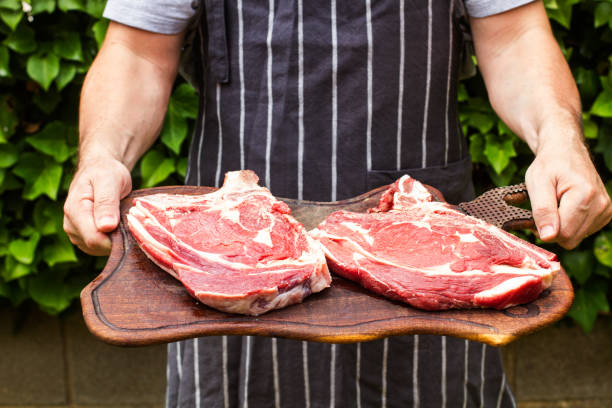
0,0,610,331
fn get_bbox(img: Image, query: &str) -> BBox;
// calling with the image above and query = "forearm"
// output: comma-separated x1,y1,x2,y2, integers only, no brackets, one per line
470,1,612,249
79,22,183,170
471,1,583,154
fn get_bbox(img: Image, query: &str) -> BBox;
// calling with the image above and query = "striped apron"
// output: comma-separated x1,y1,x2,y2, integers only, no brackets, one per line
168,0,516,407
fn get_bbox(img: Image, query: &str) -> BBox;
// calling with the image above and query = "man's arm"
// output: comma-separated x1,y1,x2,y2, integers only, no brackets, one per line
470,0,612,249
63,22,184,255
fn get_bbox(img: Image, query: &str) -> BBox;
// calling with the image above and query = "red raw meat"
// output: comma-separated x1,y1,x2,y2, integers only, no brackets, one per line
127,170,330,315
311,175,560,310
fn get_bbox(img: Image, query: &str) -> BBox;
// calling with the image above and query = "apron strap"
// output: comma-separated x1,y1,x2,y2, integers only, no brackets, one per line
204,0,230,83
455,0,476,80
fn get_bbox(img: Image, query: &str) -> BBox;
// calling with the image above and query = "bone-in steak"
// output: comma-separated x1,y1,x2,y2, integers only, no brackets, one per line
127,170,330,315
311,175,560,310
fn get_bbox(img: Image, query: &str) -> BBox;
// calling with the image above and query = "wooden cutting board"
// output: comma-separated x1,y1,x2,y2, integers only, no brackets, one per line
81,185,574,347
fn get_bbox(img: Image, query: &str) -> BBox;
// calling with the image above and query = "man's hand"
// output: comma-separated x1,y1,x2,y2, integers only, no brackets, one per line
62,22,184,255
64,154,132,255
471,1,612,249
525,126,612,249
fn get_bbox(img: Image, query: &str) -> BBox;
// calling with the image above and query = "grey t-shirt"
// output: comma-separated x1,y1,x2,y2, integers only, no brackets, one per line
103,0,535,34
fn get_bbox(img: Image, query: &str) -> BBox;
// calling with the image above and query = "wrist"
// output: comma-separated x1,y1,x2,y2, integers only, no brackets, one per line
529,109,584,156
78,141,130,170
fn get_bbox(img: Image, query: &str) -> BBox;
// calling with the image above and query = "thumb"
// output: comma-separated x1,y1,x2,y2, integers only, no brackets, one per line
526,175,560,241
92,176,122,232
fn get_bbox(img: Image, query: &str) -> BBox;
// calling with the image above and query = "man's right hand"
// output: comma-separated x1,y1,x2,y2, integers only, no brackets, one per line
62,22,184,256
63,155,132,256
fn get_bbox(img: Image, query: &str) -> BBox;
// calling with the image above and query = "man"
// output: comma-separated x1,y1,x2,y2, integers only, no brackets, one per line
64,0,611,407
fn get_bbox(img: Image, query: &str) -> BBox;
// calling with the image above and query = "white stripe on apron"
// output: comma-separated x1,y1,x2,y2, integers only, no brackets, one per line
223,336,229,408
413,335,420,408
297,0,305,200
381,338,389,408
421,0,433,168
215,83,223,188
330,0,338,201
272,338,280,408
243,336,252,408
442,336,447,408
194,339,200,408
265,0,275,188
302,341,311,408
463,340,469,408
444,0,455,167
196,23,206,187
237,0,245,170
508,381,517,408
480,343,487,408
330,344,337,408
356,343,361,408
176,342,183,380
496,374,506,408
165,349,171,408
365,0,373,172
396,0,405,170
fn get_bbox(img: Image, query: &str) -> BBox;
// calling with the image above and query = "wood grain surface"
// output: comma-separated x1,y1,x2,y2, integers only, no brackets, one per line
81,185,574,347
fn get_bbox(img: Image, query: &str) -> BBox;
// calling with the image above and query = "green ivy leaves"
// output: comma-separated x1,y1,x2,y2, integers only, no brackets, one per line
0,2,198,315
161,83,198,154
463,97,521,186
568,282,610,332
161,104,189,155
594,2,612,29
483,134,517,175
0,144,18,168
31,0,56,15
590,77,612,118
1,7,92,91
25,121,75,163
27,269,84,314
4,25,36,54
545,0,581,29
0,46,9,76
141,83,198,187
140,150,176,188
27,52,60,91
53,31,83,62
13,153,63,200
8,232,40,265
595,231,612,267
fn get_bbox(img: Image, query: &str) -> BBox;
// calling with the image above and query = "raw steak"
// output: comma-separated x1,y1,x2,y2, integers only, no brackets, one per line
311,175,560,310
127,170,330,315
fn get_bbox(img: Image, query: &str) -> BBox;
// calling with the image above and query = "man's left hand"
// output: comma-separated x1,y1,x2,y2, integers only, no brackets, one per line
525,128,612,249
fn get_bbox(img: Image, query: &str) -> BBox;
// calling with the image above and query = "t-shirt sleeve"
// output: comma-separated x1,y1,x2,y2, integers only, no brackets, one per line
103,0,199,35
464,0,536,18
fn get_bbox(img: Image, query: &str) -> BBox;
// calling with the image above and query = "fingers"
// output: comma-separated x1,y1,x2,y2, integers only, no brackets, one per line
557,183,612,249
64,209,112,256
525,168,559,241
64,186,112,256
63,159,132,256
556,188,589,249
93,175,122,232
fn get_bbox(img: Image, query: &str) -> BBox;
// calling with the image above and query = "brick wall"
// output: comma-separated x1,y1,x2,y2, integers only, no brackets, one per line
1,307,610,407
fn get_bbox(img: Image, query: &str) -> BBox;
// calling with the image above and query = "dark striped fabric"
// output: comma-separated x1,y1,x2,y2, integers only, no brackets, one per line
167,336,516,408
184,0,475,202
167,0,518,407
